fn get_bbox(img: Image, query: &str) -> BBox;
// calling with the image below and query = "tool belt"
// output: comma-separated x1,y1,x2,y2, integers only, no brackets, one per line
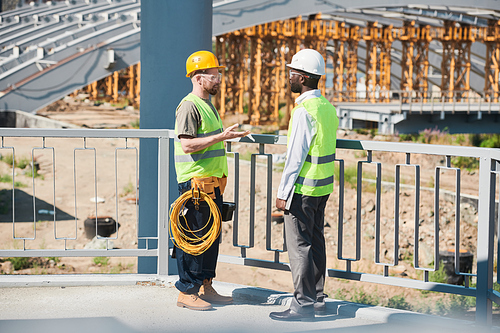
191,176,227,199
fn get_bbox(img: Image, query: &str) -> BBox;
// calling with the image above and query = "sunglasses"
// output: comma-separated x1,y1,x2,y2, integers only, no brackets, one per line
198,72,222,82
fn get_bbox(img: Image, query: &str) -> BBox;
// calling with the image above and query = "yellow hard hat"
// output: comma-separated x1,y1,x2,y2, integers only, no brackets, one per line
186,50,225,78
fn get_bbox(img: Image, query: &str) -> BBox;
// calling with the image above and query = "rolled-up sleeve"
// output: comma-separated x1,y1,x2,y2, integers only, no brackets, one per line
176,101,201,138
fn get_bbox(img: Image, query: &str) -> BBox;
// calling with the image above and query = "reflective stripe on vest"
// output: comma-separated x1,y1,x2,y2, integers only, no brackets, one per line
296,175,334,187
305,153,335,165
174,148,226,163
198,129,222,137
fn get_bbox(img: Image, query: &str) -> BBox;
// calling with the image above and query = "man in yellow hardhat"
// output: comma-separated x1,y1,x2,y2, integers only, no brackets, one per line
173,50,250,311
271,49,339,321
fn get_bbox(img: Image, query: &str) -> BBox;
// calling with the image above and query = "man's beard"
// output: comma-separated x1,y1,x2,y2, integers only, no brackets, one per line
290,81,301,94
208,86,219,95
204,81,219,96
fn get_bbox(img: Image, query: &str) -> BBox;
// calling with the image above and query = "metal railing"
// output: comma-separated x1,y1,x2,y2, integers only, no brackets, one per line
0,128,500,325
0,128,170,268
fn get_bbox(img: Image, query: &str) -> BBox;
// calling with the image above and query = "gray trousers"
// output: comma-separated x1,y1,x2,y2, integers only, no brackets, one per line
284,192,329,315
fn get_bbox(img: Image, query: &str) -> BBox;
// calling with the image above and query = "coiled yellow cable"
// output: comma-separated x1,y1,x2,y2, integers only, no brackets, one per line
169,189,221,256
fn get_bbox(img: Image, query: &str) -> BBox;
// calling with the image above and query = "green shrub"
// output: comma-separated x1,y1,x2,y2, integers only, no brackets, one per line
122,181,135,197
416,127,451,145
447,294,475,314
354,128,369,135
350,288,380,306
0,154,14,166
0,174,12,183
469,133,482,147
46,257,61,263
7,257,31,270
386,295,412,311
399,251,413,266
25,168,44,180
332,287,349,301
454,134,467,146
130,119,140,129
17,157,30,169
429,262,448,284
397,130,500,151
451,156,479,171
413,301,434,314
399,133,418,142
93,257,109,266
0,174,26,188
329,283,476,317
480,134,500,148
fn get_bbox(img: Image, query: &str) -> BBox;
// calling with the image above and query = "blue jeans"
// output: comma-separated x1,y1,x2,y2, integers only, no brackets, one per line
174,180,223,294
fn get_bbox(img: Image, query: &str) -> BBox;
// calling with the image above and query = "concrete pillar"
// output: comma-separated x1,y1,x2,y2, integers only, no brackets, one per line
138,1,213,273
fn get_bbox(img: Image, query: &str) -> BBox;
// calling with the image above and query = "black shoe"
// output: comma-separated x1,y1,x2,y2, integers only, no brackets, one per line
314,302,327,315
269,308,315,321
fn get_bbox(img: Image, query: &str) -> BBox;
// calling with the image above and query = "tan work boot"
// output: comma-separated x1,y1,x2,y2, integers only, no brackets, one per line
177,291,212,311
199,278,233,304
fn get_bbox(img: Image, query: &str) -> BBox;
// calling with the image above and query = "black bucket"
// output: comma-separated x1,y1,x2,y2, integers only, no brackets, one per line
439,249,473,285
221,202,235,221
271,213,284,224
84,216,120,239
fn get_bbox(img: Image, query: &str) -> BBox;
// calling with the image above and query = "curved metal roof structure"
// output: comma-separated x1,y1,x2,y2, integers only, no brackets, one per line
213,0,500,35
0,0,141,113
0,0,499,113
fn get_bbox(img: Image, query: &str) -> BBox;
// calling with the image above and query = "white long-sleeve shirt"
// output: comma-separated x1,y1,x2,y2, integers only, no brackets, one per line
277,89,321,201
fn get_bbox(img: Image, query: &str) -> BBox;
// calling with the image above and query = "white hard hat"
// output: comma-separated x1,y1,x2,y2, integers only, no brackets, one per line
286,49,325,76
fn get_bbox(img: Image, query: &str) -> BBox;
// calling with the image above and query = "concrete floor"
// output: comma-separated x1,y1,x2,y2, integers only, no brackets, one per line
0,274,498,333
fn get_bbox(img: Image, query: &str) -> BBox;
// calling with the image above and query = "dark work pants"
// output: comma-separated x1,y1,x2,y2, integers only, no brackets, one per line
174,180,223,294
284,193,329,315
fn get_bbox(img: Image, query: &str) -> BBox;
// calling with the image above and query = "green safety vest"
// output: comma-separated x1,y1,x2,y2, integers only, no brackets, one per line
174,93,228,183
288,95,338,196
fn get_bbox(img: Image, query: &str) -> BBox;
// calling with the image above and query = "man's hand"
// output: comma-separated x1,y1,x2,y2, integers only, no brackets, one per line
276,198,286,211
179,123,251,154
220,123,250,141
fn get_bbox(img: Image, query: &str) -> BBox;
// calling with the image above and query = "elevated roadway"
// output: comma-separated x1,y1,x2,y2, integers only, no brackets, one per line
337,100,500,134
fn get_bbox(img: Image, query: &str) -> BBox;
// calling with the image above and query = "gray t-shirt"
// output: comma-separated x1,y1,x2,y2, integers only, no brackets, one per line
176,98,219,138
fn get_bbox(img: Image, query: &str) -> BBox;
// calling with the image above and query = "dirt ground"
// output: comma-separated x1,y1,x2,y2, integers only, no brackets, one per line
0,97,490,320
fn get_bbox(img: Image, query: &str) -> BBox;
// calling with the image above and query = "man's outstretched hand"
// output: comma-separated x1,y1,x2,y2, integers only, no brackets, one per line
221,123,251,140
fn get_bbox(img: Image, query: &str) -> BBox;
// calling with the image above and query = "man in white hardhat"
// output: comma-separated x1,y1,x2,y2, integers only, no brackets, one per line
270,49,339,321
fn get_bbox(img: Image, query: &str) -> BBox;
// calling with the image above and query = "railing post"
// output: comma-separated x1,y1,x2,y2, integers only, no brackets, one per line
476,155,496,325
157,137,170,276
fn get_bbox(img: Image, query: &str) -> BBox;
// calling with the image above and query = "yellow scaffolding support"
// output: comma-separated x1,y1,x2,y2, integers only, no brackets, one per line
71,17,500,127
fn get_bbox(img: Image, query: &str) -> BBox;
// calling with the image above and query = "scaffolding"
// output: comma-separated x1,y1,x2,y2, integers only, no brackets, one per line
484,21,500,103
78,63,141,108
75,16,500,127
